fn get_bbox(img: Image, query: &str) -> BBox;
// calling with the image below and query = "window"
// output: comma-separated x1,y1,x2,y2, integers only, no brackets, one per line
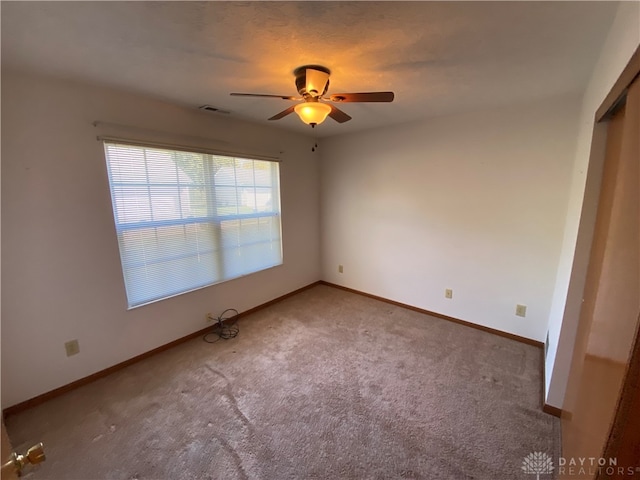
103,141,282,308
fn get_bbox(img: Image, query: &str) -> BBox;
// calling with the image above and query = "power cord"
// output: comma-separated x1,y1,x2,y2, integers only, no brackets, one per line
203,308,239,343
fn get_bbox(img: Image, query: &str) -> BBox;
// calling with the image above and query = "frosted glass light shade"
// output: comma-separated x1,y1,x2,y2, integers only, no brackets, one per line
294,102,331,125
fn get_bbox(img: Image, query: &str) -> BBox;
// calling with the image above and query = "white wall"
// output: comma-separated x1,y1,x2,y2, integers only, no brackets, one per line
320,95,581,342
1,72,321,408
545,2,640,408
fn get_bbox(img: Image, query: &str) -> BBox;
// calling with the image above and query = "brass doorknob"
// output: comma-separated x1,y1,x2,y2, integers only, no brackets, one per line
24,443,46,465
2,442,46,476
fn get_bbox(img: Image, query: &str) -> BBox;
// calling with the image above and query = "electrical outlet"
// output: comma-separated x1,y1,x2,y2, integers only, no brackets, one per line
205,313,213,323
338,265,343,273
445,289,453,299
65,339,80,357
516,304,527,317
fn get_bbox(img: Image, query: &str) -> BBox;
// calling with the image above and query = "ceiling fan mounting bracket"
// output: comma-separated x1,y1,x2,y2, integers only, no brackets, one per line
293,64,330,76
294,65,331,97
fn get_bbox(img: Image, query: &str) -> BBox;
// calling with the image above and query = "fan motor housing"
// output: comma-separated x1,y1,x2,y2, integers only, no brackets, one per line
294,65,330,97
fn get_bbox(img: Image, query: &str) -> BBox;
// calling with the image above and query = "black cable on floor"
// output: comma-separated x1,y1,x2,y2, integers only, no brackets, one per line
203,308,239,343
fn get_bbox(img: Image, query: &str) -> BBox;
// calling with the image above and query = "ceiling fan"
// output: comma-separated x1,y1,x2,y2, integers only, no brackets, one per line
230,65,394,128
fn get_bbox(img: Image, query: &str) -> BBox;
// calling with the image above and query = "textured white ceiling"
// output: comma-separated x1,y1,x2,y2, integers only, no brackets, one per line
1,1,619,138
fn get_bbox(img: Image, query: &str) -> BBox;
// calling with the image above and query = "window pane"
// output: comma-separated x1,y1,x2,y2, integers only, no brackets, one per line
255,187,274,213
238,187,257,213
219,216,282,279
182,186,208,218
106,145,147,183
214,186,238,216
146,150,178,184
174,151,205,184
112,185,153,224
234,158,255,186
213,158,236,185
253,162,272,187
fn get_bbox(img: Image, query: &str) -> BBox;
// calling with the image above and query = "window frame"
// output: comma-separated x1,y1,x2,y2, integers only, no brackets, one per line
101,138,283,309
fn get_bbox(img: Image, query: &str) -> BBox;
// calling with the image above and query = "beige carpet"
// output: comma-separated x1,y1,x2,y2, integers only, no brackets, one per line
6,284,560,479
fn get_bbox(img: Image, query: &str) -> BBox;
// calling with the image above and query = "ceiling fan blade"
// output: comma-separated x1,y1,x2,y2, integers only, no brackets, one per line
230,93,300,100
328,105,352,123
268,105,296,121
328,92,395,103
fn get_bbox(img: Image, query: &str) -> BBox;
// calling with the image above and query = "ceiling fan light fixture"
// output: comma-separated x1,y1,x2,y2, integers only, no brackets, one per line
230,64,394,126
294,102,331,127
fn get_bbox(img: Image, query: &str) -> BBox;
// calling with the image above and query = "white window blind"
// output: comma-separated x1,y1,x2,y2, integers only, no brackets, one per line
103,141,282,308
